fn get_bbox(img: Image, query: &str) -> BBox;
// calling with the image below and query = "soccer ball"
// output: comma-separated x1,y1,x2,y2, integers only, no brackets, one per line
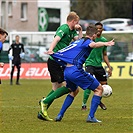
102,85,112,98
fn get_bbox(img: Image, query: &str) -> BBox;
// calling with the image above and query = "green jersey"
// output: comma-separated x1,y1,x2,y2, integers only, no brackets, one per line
85,36,107,67
50,24,78,60
53,24,78,52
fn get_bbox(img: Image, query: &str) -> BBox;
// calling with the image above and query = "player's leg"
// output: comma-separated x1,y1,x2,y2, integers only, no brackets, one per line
43,85,71,108
72,69,102,122
55,86,79,121
16,64,21,85
81,66,94,110
43,58,66,103
39,58,64,104
38,86,71,121
82,89,91,110
10,65,15,85
38,59,69,121
95,67,108,110
47,58,64,92
55,66,84,121
63,67,102,123
86,83,102,123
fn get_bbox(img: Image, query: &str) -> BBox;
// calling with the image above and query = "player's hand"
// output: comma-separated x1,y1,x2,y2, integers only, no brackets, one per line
0,62,4,67
75,24,82,31
106,39,115,46
8,54,13,60
108,69,112,77
20,52,25,59
45,50,54,55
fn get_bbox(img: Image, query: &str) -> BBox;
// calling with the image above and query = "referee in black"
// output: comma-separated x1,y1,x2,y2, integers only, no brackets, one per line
8,35,25,85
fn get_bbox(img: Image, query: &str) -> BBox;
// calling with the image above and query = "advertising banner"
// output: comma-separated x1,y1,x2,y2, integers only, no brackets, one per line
0,63,50,79
0,62,132,79
102,62,133,79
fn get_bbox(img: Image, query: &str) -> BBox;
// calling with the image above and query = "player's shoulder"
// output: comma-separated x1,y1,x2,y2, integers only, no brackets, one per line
56,24,70,35
101,36,108,42
60,24,68,28
19,43,24,46
57,24,68,30
11,43,15,46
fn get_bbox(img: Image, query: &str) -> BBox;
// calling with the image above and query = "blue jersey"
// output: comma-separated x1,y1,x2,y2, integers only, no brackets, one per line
52,38,93,68
0,41,2,52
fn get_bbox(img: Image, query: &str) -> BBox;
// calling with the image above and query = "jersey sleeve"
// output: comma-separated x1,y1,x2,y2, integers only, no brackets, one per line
73,30,78,38
0,41,2,50
55,25,68,39
21,44,25,52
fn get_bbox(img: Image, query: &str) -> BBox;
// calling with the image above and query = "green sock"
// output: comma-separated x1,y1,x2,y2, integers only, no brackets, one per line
46,90,54,97
82,89,91,106
43,86,70,108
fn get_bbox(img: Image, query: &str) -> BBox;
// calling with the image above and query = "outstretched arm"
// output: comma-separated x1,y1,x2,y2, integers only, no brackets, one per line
90,39,115,48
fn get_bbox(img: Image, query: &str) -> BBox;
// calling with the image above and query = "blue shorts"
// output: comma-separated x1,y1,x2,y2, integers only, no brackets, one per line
64,66,100,92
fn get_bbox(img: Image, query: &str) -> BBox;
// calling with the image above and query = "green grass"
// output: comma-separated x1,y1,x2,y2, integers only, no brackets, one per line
0,79,132,133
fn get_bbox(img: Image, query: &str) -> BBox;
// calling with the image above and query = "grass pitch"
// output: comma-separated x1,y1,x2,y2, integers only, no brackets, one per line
0,79,132,133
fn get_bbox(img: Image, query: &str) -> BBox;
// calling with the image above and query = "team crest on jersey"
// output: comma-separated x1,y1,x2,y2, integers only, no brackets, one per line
58,30,64,36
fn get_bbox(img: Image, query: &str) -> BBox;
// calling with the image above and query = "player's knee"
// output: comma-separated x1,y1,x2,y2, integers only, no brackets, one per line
94,85,103,96
70,88,79,97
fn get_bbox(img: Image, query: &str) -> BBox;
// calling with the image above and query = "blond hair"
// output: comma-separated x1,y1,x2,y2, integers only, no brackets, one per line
67,11,79,22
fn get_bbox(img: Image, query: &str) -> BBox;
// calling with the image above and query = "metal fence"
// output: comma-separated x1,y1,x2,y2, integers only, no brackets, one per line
0,31,133,63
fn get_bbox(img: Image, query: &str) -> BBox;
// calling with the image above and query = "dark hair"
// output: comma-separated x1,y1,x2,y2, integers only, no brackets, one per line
86,24,97,36
0,28,8,36
15,35,20,38
95,22,103,27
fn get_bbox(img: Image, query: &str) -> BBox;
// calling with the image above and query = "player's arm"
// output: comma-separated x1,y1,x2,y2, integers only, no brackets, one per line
103,51,112,77
45,36,61,55
19,44,25,59
21,44,25,52
8,44,14,60
73,24,83,40
89,39,115,48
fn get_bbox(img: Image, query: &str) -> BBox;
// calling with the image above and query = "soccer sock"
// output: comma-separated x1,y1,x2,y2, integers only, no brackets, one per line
89,95,102,118
58,94,74,117
46,90,54,97
82,89,91,106
43,86,70,108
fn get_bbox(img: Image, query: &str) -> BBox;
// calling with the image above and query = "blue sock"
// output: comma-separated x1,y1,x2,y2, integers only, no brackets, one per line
89,95,102,118
58,94,74,117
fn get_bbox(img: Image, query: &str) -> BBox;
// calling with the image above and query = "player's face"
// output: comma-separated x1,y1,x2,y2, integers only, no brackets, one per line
0,33,7,43
92,33,97,40
72,19,79,29
96,25,103,36
16,36,20,43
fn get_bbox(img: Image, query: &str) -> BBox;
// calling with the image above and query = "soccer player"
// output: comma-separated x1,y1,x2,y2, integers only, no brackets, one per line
8,35,25,85
81,22,112,110
0,28,8,84
50,24,114,122
37,11,83,121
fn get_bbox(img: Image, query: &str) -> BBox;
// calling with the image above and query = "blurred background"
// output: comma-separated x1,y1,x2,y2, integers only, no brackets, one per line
0,0,132,79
